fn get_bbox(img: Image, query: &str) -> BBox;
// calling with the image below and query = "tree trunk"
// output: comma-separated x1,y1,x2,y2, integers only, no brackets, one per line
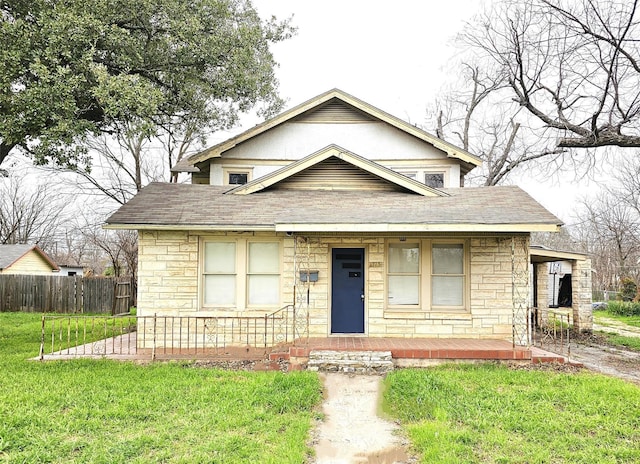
0,142,16,166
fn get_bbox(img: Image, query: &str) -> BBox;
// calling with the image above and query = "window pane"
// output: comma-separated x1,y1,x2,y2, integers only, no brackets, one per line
432,276,463,306
388,276,419,305
432,244,463,274
204,242,235,273
248,242,279,273
424,173,444,188
229,173,248,184
204,275,236,305
248,275,279,305
389,243,419,273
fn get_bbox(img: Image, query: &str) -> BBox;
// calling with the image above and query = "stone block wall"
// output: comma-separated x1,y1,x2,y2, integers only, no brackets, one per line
136,230,531,346
572,258,593,332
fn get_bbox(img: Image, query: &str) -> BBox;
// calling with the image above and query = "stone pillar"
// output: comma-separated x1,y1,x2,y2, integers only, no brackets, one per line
535,262,549,327
571,258,593,333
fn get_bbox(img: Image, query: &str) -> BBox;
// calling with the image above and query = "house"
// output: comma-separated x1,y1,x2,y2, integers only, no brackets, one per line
105,89,592,352
0,244,60,275
56,264,85,277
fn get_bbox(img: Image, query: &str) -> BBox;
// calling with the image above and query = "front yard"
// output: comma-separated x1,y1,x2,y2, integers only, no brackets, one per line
384,366,640,463
1,312,639,463
0,313,322,463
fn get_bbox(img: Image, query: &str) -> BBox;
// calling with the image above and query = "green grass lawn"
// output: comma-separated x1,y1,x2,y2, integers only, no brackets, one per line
598,333,640,351
384,365,640,463
591,309,640,351
594,309,640,328
0,313,322,463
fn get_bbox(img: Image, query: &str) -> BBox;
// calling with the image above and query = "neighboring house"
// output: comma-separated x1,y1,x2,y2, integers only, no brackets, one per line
57,264,85,277
0,244,60,275
106,89,592,348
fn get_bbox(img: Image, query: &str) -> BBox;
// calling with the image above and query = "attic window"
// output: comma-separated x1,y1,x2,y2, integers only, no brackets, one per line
229,173,248,185
424,173,444,189
223,167,253,185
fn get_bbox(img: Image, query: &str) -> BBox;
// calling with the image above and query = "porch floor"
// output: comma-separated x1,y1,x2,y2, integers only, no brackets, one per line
39,332,566,364
278,337,565,364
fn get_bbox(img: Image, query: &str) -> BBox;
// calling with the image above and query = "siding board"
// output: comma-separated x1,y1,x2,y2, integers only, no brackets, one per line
272,158,407,191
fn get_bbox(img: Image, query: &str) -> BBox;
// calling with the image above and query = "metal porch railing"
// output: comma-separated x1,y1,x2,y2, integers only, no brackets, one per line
39,305,308,360
531,307,571,357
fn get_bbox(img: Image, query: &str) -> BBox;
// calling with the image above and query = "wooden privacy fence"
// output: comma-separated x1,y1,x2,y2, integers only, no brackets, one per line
0,275,133,314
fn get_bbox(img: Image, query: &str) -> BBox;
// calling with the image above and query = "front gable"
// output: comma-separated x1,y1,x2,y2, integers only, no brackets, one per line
226,145,446,196
174,89,482,185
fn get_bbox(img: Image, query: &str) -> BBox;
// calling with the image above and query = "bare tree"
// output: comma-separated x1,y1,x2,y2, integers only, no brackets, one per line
573,189,640,289
430,63,566,185
0,172,68,249
53,119,201,209
463,0,640,150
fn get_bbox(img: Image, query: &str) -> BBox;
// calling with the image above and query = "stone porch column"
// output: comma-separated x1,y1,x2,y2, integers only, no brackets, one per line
571,258,593,333
535,262,549,326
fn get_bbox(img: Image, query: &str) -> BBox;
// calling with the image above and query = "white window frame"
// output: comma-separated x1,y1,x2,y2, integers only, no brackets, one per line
223,167,253,186
395,168,449,188
201,238,282,311
386,239,469,312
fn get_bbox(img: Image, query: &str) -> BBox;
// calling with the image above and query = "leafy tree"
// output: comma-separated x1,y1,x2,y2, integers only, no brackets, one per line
0,0,293,168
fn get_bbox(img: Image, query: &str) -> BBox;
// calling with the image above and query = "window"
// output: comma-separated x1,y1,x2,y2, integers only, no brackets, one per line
387,240,467,311
388,242,420,305
247,242,280,305
432,244,464,307
223,168,253,185
228,172,248,185
396,169,447,188
203,240,280,309
424,172,444,188
204,242,236,305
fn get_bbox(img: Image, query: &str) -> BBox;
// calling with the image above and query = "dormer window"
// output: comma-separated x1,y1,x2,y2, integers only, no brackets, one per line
229,173,248,184
223,168,253,185
396,169,447,188
424,173,444,189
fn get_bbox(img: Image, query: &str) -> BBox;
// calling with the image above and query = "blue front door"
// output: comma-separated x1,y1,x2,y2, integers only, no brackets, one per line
331,248,365,334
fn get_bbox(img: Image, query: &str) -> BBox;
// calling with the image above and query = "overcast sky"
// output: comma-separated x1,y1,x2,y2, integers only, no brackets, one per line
244,0,601,225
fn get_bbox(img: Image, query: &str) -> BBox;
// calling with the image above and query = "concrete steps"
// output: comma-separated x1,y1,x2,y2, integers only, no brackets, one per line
306,350,394,374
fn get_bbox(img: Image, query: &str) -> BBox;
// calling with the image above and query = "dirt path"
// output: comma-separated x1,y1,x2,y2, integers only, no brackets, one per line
312,373,412,464
567,317,640,385
570,337,640,386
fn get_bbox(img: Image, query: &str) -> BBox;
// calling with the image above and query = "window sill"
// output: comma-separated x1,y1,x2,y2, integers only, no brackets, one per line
384,309,472,320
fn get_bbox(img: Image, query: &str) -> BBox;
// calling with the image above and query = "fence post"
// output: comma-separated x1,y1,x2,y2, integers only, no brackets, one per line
152,313,157,361
264,314,268,348
39,315,45,361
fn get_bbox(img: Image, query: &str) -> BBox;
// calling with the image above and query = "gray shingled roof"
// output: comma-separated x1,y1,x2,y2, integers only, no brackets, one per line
105,183,562,231
0,244,58,270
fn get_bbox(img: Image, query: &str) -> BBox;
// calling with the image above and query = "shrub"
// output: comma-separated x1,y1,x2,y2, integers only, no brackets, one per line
619,277,637,301
606,300,640,317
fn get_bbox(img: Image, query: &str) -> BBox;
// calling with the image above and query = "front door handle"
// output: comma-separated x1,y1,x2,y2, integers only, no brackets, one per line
361,294,365,302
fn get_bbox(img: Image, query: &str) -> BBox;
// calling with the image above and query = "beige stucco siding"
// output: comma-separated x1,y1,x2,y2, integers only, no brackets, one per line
0,250,56,275
137,231,529,346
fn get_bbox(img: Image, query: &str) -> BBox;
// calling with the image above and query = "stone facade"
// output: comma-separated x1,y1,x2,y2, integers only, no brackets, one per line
572,258,593,332
137,230,532,346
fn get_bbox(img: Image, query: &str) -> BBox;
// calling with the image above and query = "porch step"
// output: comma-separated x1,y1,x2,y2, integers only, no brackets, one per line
307,350,394,374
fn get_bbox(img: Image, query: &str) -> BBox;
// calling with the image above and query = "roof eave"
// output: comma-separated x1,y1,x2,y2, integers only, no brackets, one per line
275,223,562,233
103,223,276,231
